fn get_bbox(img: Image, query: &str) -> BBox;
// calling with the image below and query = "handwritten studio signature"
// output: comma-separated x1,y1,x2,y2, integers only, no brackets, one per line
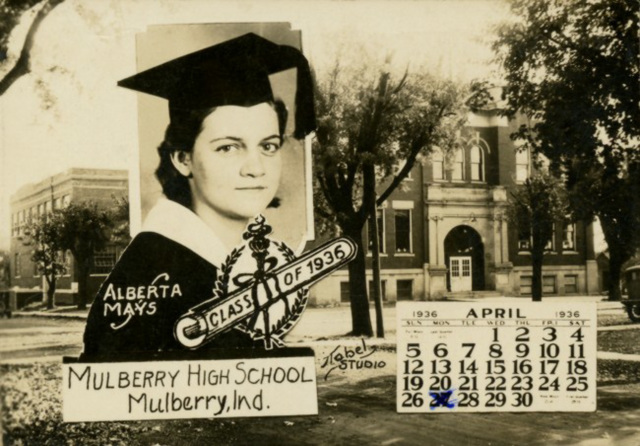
319,339,386,380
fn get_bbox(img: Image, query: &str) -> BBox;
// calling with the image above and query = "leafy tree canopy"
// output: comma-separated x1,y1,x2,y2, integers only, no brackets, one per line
54,201,113,309
494,0,640,300
0,0,41,60
55,202,111,257
26,213,67,308
27,215,66,278
508,170,568,300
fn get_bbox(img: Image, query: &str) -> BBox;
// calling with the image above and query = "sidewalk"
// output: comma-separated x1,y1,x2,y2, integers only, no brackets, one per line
12,294,624,318
445,293,622,309
11,296,633,339
13,308,88,320
11,296,627,329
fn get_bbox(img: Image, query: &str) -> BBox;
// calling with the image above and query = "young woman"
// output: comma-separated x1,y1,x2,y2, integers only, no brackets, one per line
81,33,315,360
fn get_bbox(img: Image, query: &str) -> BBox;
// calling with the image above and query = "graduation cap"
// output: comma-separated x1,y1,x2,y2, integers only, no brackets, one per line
118,33,316,139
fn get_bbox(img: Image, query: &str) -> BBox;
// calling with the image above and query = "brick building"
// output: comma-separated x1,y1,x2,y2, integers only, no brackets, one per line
310,105,598,305
9,168,128,308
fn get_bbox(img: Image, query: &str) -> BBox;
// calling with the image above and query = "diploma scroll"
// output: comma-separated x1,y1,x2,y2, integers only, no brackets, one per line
175,237,357,349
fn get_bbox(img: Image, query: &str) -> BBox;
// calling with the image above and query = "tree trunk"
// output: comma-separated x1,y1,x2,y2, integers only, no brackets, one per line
607,248,623,302
343,224,373,337
46,275,56,309
599,216,630,301
76,260,91,310
365,170,384,338
370,212,384,338
531,249,543,302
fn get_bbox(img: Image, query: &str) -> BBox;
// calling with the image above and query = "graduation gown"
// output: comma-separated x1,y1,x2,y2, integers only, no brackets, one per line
81,199,255,361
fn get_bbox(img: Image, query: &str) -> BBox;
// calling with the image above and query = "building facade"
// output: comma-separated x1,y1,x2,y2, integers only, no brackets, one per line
310,108,599,305
9,168,128,308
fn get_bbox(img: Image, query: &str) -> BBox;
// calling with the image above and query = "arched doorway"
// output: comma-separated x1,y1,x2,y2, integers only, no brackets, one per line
444,225,485,292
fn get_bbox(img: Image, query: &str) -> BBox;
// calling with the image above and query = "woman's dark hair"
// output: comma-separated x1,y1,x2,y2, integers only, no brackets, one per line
155,100,288,209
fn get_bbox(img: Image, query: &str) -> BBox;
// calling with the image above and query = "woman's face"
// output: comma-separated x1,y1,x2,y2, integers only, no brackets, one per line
187,103,282,222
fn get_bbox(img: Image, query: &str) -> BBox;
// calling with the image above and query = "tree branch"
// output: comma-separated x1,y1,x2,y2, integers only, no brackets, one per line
0,0,64,96
316,169,340,213
344,160,358,197
377,104,447,205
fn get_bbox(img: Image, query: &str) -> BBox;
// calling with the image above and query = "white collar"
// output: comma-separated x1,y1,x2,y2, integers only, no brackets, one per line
141,198,229,268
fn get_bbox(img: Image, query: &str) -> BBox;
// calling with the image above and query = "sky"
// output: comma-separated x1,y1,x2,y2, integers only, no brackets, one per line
0,0,510,250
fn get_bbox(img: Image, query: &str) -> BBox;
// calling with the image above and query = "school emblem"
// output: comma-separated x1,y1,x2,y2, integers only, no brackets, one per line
175,215,357,349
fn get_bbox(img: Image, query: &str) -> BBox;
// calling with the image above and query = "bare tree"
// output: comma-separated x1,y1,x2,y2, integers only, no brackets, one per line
314,54,467,336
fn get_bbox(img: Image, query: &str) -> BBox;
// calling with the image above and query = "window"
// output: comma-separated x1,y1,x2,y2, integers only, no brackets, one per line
368,280,387,301
92,247,117,275
367,209,385,254
432,147,444,181
562,223,576,251
470,145,484,181
544,224,556,252
33,260,40,277
16,214,22,237
14,253,21,278
543,276,556,294
395,209,412,253
451,260,460,277
462,258,471,277
62,195,71,207
518,224,555,252
61,250,72,276
515,149,530,182
340,282,350,303
451,147,464,181
520,276,532,295
565,275,578,294
518,237,531,252
397,280,413,301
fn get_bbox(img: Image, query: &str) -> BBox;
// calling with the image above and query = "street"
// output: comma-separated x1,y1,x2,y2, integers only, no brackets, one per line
0,306,397,363
0,317,85,362
3,303,640,445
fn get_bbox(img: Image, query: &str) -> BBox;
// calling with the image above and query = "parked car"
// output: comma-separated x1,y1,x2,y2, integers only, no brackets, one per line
622,265,640,322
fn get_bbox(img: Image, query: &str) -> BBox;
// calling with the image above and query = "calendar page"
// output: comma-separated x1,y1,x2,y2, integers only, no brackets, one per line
397,302,596,413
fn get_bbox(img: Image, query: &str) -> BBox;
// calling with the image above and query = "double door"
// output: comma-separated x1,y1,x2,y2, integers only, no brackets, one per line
450,256,472,292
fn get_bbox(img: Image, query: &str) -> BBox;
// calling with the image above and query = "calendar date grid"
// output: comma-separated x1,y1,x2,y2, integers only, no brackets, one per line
396,303,596,413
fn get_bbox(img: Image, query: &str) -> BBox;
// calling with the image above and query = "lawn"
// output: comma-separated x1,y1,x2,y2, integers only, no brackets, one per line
3,360,640,446
3,309,640,445
598,329,640,356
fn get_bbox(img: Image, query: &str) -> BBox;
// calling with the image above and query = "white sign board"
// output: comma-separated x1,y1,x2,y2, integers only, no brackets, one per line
397,301,596,413
63,356,317,422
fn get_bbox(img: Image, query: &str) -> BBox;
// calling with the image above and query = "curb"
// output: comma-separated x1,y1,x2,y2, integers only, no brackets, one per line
598,324,640,332
598,351,640,362
290,338,397,350
12,311,87,321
